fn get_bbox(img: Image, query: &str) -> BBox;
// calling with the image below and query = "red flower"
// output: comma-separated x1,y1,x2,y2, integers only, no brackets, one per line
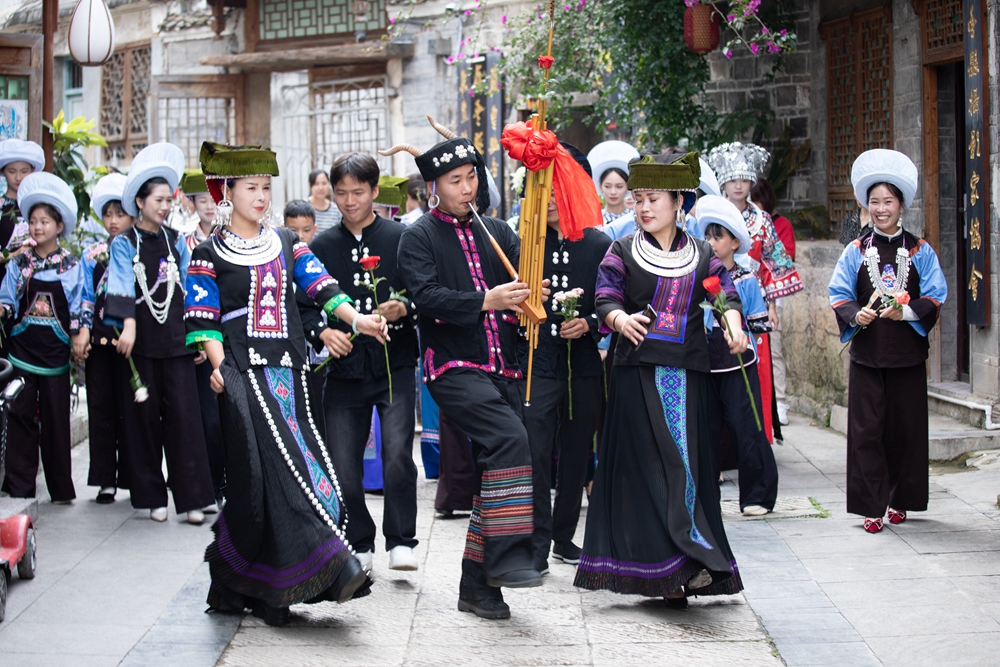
895,291,911,305
702,276,722,296
359,255,381,270
538,55,555,69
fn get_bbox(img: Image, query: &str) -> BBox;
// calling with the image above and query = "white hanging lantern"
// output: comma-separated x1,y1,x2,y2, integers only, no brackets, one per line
68,0,116,67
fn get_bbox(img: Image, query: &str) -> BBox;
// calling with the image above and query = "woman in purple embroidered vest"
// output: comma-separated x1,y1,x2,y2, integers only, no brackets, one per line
184,143,387,626
574,153,747,609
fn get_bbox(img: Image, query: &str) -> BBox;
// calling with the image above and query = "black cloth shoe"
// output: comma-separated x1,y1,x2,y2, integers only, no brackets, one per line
664,595,688,611
486,569,543,589
329,556,368,604
533,556,550,576
95,489,116,504
458,597,511,619
552,541,582,565
251,600,290,627
205,583,246,614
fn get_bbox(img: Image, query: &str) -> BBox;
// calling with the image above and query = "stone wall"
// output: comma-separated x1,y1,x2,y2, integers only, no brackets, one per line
701,4,822,216
781,240,850,420
892,0,924,237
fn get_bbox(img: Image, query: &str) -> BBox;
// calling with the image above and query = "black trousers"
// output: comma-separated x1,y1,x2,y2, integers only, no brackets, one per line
195,359,226,500
435,409,476,512
847,362,929,517
429,369,534,598
2,370,74,501
523,375,602,559
86,345,130,489
324,368,418,553
122,354,215,513
708,364,778,511
308,364,328,441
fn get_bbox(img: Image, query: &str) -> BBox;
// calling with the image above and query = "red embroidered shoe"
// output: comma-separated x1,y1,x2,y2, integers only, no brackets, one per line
863,518,884,533
887,508,907,525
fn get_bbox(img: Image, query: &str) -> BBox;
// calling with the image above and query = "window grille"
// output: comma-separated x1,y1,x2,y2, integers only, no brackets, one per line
100,44,151,166
258,0,386,42
823,6,893,233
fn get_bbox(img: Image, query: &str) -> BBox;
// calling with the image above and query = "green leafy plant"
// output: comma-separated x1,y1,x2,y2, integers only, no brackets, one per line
43,110,108,224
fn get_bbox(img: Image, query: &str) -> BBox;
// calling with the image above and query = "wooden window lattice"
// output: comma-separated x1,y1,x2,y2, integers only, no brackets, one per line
923,0,963,56
824,7,893,232
158,97,236,169
101,44,150,166
259,0,387,42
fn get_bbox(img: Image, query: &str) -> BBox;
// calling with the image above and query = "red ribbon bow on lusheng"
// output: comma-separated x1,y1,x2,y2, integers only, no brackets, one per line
500,121,603,241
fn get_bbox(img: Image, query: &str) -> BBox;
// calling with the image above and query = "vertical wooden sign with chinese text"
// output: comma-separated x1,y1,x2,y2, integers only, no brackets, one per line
964,0,990,324
457,54,505,217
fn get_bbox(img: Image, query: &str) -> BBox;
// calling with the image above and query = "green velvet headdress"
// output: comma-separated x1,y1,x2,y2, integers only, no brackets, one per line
626,152,701,192
199,142,280,179
179,169,208,194
374,175,409,209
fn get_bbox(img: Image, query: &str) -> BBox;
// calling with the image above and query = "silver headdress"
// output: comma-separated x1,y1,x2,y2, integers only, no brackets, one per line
705,142,770,186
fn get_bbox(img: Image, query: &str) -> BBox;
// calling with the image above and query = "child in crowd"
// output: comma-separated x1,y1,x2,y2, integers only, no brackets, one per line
0,139,45,286
0,172,86,503
699,195,778,516
80,173,135,504
284,199,318,244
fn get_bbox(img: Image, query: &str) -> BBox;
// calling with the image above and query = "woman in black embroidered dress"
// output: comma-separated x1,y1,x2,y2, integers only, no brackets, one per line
574,154,747,609
186,142,387,626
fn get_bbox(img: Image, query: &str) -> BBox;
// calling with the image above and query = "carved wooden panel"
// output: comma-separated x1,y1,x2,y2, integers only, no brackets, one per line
258,0,386,41
922,0,964,63
823,6,894,232
100,44,150,166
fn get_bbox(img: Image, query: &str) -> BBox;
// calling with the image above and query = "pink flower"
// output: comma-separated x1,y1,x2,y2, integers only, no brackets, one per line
501,14,507,23
768,41,781,53
727,13,735,21
750,42,759,54
725,49,733,59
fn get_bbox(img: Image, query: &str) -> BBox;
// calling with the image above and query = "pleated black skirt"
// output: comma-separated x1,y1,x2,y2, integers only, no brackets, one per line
574,365,743,598
206,361,354,609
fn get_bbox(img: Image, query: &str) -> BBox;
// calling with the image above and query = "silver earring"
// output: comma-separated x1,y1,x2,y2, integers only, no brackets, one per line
259,200,277,227
428,194,440,209
213,182,233,227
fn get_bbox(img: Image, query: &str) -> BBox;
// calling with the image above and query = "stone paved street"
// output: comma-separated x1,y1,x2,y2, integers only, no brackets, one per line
4,413,1000,666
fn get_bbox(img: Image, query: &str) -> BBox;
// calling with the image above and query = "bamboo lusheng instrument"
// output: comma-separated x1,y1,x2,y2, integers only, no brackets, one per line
511,0,558,405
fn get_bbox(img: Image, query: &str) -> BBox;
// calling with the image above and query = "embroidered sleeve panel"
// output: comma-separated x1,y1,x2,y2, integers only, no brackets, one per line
80,255,96,328
184,259,221,322
185,329,223,350
105,234,137,300
733,270,771,333
293,244,339,300
595,242,628,334
63,261,86,333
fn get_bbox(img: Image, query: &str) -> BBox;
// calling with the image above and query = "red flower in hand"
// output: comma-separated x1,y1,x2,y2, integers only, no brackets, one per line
702,276,722,296
538,55,555,70
359,255,381,270
895,291,911,306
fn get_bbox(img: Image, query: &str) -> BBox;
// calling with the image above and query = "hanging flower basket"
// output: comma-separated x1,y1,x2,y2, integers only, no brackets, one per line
684,4,720,54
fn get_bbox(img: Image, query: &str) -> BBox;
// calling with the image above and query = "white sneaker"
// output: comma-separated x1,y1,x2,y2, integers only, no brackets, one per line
187,510,205,525
150,507,168,522
202,503,220,514
356,550,373,573
388,546,419,571
777,402,790,426
742,505,769,516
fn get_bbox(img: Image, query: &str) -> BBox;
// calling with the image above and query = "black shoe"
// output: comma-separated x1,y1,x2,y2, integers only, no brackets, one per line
664,595,688,611
533,556,550,576
486,569,543,589
251,600,290,626
458,597,511,619
330,556,368,604
95,488,116,504
552,541,582,565
205,583,246,614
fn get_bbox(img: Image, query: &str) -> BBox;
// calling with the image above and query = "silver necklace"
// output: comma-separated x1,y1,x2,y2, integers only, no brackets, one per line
213,226,283,267
632,229,700,278
864,242,909,303
133,228,181,325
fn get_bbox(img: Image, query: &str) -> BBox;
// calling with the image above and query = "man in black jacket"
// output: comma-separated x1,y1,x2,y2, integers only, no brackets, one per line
396,136,544,620
300,153,420,574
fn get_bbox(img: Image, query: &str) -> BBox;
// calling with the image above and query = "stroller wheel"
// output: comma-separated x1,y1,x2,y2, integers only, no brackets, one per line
17,528,35,580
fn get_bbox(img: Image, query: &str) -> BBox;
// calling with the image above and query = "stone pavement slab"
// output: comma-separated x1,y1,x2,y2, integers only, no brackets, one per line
218,456,781,667
728,413,1000,667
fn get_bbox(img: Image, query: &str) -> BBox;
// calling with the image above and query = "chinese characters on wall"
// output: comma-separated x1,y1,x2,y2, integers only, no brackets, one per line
964,0,990,323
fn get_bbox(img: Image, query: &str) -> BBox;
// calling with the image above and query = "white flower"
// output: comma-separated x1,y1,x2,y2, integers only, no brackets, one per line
510,166,526,194
134,387,149,403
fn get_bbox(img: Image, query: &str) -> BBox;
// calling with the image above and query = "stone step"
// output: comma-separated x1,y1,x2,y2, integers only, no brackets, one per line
829,404,1000,461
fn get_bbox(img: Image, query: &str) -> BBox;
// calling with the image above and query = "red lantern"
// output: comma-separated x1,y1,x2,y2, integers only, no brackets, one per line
684,4,720,54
